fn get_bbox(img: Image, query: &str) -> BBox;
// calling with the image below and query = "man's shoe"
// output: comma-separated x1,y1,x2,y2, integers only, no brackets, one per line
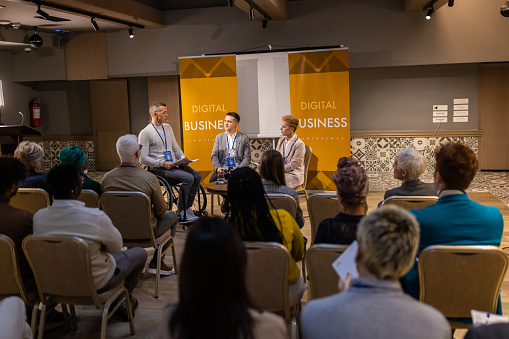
147,261,175,276
178,209,198,222
115,296,138,322
185,209,199,220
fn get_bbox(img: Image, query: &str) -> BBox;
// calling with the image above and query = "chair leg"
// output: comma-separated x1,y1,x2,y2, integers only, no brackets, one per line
61,304,73,331
155,244,162,298
124,289,136,335
69,305,78,330
31,302,39,338
303,190,308,202
211,193,214,214
291,303,301,339
37,303,47,339
171,239,178,274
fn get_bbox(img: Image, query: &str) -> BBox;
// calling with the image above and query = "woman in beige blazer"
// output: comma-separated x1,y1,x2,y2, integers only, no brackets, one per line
276,115,306,188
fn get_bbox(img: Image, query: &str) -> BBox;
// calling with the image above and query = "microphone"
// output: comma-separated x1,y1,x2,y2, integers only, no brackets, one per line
18,111,24,126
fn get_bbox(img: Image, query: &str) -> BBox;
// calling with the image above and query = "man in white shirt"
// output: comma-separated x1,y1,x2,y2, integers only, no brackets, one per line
138,102,201,222
33,164,146,321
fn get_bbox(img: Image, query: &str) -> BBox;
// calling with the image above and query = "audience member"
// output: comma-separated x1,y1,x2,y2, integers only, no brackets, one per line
0,156,35,290
14,141,51,193
102,134,178,276
33,164,147,321
139,102,201,222
60,146,101,195
383,148,436,200
314,157,368,245
259,150,305,229
403,142,504,301
210,112,251,182
156,217,287,339
0,297,32,339
301,205,451,339
276,115,306,188
227,167,305,306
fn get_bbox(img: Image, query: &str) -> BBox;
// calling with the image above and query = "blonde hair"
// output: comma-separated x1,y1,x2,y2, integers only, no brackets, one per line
356,205,419,280
394,148,427,180
282,115,299,132
14,141,44,171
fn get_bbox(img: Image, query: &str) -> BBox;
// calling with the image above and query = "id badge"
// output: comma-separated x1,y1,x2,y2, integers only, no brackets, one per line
164,151,173,162
226,156,235,169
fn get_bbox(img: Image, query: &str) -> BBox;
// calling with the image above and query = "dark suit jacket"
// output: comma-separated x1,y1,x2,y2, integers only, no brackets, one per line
384,179,437,200
211,131,251,170
465,324,509,339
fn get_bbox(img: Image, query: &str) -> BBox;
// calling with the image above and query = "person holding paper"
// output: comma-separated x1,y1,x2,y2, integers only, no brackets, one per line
210,112,251,182
301,205,451,339
276,115,306,188
139,102,201,222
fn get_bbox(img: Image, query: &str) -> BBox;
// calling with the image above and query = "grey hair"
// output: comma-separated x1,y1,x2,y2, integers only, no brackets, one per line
13,141,44,171
356,205,420,280
149,102,167,117
116,134,139,162
394,148,427,180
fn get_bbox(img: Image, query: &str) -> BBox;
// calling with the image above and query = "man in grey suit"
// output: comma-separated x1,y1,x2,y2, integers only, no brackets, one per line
210,112,251,182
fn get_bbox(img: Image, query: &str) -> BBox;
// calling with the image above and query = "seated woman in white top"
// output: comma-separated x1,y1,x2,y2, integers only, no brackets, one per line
156,216,287,339
276,115,306,188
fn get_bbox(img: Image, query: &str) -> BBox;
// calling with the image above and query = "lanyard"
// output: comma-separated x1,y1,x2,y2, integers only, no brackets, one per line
226,134,237,154
152,123,167,150
283,137,298,163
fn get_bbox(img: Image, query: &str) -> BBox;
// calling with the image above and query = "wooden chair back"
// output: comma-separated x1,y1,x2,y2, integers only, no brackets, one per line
10,188,50,215
266,193,297,219
307,193,343,244
382,196,438,210
306,244,348,299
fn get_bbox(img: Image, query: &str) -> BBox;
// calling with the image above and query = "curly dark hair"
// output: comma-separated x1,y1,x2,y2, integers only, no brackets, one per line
0,156,27,196
333,157,369,207
434,142,478,190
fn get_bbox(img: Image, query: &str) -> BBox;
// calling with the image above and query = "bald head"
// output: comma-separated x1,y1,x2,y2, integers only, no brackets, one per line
116,134,140,163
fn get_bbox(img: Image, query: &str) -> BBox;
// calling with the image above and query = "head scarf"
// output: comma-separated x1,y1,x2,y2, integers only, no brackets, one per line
59,146,86,169
333,157,369,205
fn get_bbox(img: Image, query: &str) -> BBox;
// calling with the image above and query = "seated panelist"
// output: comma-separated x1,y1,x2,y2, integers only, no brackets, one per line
276,115,306,188
210,112,251,182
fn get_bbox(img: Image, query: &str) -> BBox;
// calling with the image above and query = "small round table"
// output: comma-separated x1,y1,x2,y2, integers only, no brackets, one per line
206,181,228,215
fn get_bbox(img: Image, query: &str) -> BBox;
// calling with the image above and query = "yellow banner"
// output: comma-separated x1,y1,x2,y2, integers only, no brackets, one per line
288,49,350,190
179,56,238,181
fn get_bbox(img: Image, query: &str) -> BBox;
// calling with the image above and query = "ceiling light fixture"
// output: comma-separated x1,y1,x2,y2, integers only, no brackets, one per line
128,27,134,38
249,5,255,20
448,0,454,6
262,19,267,28
28,26,43,48
426,6,433,19
501,1,509,17
228,0,235,7
91,17,99,31
36,3,49,19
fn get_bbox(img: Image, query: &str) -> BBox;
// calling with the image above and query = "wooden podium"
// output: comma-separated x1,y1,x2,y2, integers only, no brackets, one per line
0,125,41,155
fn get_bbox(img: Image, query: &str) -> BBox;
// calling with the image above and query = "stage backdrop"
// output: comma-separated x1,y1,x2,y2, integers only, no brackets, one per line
288,48,351,190
179,55,238,183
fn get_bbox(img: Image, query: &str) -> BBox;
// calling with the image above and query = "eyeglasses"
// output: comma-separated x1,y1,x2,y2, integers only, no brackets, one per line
80,176,85,184
139,144,143,150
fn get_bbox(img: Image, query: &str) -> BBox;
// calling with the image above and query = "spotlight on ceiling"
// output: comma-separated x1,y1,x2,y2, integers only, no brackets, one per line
36,3,49,19
448,0,454,6
501,1,509,17
262,19,267,28
28,26,43,48
128,27,134,38
425,6,433,20
91,17,99,31
228,0,235,7
249,5,255,20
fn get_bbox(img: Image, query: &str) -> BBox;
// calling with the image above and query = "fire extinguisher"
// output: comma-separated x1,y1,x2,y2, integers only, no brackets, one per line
28,98,41,127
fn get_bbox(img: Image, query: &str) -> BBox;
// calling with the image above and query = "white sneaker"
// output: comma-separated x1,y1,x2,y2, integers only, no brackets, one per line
184,209,199,221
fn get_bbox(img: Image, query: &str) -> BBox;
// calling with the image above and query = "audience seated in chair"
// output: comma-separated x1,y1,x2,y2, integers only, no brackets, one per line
227,167,305,305
14,141,51,195
380,148,436,206
60,146,101,196
259,150,305,229
403,142,504,307
102,134,178,276
301,205,451,339
156,216,287,339
276,115,306,189
33,164,147,321
314,157,368,245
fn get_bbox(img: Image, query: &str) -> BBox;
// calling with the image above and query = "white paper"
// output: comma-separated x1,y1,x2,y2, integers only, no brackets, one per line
173,157,199,166
332,241,359,281
471,309,508,327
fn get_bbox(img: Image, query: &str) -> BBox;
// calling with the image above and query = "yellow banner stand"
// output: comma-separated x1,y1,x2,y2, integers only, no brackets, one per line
288,49,350,190
179,55,238,183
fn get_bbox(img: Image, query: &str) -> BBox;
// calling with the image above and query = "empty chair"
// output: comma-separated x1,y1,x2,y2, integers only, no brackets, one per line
77,189,100,208
308,193,343,244
100,191,177,298
244,241,301,339
418,245,509,329
266,193,297,219
10,188,50,215
293,145,312,201
306,244,348,299
382,196,437,210
22,236,135,339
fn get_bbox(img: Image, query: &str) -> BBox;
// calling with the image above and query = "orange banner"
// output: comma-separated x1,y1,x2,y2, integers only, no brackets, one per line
179,56,238,181
288,49,350,190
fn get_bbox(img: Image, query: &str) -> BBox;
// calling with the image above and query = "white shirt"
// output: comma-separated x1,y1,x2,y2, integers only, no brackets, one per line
33,199,123,290
284,133,298,149
226,131,237,155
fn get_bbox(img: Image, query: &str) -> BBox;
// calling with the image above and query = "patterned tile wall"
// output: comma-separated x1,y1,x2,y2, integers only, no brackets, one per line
38,140,96,172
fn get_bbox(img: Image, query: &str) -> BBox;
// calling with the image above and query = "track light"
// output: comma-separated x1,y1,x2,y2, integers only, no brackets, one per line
91,17,99,31
28,26,43,48
36,3,49,19
249,5,255,20
425,6,433,20
448,0,454,7
262,19,267,28
128,27,134,38
228,0,234,7
501,1,509,17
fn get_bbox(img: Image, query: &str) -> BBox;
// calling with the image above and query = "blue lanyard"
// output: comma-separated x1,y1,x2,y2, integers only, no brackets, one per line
283,137,298,163
227,134,237,153
152,123,167,150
